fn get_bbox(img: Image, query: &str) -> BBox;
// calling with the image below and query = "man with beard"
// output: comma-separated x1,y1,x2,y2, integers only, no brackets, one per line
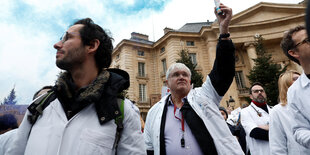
241,82,271,155
6,18,145,155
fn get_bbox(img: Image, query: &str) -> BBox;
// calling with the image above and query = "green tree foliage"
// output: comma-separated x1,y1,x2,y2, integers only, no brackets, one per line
2,87,18,105
176,49,203,88
247,35,286,106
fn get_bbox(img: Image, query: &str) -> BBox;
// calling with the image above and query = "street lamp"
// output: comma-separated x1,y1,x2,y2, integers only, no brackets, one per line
228,96,235,110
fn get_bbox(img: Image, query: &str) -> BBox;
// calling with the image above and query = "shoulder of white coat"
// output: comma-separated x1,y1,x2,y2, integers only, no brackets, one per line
271,103,283,111
123,98,140,114
192,76,222,103
148,95,167,113
240,105,252,116
270,104,283,117
288,75,302,97
122,99,141,122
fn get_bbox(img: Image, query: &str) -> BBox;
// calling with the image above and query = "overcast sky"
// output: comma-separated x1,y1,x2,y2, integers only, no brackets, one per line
0,0,302,105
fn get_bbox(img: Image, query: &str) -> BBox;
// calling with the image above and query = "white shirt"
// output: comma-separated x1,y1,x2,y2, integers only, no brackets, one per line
269,103,310,154
164,99,203,155
241,102,270,155
288,72,310,148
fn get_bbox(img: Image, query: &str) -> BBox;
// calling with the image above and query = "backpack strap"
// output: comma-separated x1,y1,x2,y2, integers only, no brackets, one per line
27,90,56,124
113,98,125,154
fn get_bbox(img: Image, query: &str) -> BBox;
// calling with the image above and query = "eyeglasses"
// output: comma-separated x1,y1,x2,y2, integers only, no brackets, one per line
60,32,79,43
293,38,310,49
252,89,264,93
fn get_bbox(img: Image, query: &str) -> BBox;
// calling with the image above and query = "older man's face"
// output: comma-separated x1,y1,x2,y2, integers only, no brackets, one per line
167,68,191,95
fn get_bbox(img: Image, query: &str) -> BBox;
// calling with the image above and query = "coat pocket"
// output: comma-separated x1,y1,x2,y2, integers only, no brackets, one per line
77,128,115,155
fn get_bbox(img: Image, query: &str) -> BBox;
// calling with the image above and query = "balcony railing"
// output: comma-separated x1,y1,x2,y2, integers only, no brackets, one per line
237,88,248,95
136,73,148,79
137,98,151,108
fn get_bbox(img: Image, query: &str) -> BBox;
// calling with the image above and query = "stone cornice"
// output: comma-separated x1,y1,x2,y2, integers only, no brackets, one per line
113,39,153,54
230,14,305,29
153,31,200,47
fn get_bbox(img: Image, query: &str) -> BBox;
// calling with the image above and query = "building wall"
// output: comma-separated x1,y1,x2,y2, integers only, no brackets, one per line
112,2,306,117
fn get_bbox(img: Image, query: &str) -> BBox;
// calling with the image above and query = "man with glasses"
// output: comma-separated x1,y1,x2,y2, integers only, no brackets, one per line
6,18,145,155
281,25,310,148
144,4,244,155
240,82,271,155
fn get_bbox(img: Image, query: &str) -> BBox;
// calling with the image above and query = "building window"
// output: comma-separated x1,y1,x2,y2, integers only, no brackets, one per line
162,59,167,74
139,84,147,102
189,53,197,65
116,54,120,59
186,41,195,46
160,47,165,53
138,50,144,56
235,71,247,94
138,62,145,77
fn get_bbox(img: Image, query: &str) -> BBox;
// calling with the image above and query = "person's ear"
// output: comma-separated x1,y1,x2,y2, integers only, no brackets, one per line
87,39,100,54
288,49,300,60
250,94,254,100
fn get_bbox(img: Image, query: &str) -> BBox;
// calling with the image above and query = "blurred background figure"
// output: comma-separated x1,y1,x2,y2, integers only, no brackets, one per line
241,82,271,155
269,70,310,154
0,114,18,154
140,116,145,132
220,106,247,154
219,107,233,130
0,114,18,134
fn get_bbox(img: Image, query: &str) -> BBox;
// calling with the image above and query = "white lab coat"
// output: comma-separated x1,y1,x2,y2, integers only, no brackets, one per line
269,103,310,155
143,76,244,155
241,102,270,155
5,99,146,155
0,129,17,155
288,72,310,149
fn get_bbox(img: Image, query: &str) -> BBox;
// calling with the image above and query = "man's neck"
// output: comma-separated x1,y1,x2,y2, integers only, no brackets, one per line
301,63,310,75
70,65,99,90
171,93,187,108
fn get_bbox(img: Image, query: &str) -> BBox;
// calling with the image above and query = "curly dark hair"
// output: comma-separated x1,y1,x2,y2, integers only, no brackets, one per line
73,18,113,68
280,25,305,65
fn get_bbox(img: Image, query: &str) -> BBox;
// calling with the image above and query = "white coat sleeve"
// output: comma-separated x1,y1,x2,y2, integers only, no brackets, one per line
0,129,17,155
240,109,257,136
199,76,222,106
117,99,147,155
143,104,155,152
269,108,288,155
289,100,310,148
5,110,32,155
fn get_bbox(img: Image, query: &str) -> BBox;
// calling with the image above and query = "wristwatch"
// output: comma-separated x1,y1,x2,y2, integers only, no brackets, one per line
219,33,230,39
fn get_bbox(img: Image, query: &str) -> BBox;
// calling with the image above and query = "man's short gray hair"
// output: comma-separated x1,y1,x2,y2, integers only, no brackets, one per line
166,63,191,80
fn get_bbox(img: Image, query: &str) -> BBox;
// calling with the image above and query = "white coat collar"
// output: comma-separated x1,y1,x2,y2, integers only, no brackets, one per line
250,102,270,115
300,72,310,88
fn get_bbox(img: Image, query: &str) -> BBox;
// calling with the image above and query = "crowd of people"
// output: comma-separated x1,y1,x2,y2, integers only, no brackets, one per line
1,2,310,155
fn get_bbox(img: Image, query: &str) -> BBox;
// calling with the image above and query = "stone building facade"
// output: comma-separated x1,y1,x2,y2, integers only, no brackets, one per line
111,1,306,119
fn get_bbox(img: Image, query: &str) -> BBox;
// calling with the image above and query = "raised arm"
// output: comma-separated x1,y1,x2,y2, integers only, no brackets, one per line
209,4,235,96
